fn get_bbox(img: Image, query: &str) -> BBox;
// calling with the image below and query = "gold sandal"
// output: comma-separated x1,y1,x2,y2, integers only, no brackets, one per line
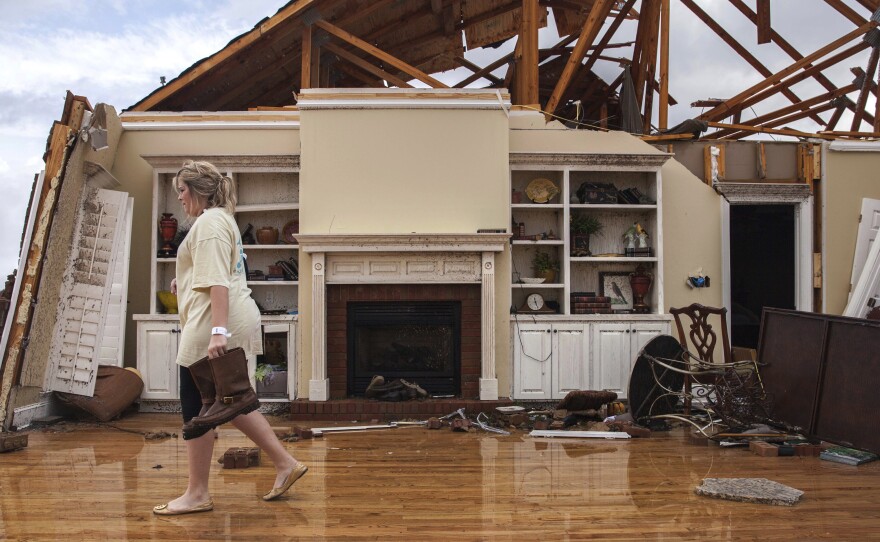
153,499,214,515
263,463,308,501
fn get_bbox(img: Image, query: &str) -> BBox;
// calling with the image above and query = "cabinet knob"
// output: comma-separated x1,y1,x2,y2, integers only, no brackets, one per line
626,329,631,333
553,329,557,333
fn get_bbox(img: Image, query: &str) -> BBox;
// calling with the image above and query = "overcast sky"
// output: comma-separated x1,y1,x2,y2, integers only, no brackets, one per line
0,0,873,277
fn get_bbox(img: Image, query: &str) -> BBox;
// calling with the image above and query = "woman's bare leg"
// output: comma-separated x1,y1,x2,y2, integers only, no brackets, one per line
164,430,215,509
231,410,301,487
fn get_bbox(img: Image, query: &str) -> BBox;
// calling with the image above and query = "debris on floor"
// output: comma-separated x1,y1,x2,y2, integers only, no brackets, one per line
0,433,28,452
219,447,261,469
695,478,804,506
530,430,631,439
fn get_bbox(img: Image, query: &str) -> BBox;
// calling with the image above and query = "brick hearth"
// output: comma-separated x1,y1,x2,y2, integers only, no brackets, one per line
289,397,514,421
326,284,482,400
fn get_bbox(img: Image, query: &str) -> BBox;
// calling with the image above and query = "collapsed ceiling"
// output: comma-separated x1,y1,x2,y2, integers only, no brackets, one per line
128,0,880,141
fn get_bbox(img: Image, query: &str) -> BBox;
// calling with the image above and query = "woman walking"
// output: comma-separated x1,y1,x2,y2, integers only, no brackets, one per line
153,160,307,515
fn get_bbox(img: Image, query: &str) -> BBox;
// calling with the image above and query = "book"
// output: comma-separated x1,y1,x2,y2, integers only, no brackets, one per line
571,295,610,303
572,308,613,314
819,446,879,465
572,302,612,309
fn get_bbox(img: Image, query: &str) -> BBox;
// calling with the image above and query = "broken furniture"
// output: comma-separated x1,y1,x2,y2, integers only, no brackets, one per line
759,308,880,455
669,303,733,415
629,332,770,436
56,366,144,422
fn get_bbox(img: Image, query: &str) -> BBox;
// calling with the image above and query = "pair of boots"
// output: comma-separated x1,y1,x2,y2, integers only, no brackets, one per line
183,348,259,436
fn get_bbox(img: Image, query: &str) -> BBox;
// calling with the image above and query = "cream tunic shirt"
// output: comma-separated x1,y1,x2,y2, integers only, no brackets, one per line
175,207,262,367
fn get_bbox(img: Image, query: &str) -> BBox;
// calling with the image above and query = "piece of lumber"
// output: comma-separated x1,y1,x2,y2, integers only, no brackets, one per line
756,0,771,44
530,430,631,439
708,121,836,140
517,0,540,106
301,24,312,91
658,0,670,130
852,47,880,131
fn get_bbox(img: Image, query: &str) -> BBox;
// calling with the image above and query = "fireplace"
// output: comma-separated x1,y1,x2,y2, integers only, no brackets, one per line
347,301,461,396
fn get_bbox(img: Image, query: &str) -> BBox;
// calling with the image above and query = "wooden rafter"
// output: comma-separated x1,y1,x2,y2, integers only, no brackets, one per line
824,0,868,26
301,24,313,91
708,121,837,140
130,0,318,111
682,0,824,125
559,0,637,105
721,101,841,140
698,22,877,122
545,0,615,115
639,0,662,132
517,0,540,105
314,19,447,88
852,47,880,131
453,56,502,86
709,83,859,139
756,0,771,44
454,53,513,87
324,42,413,88
658,0,670,130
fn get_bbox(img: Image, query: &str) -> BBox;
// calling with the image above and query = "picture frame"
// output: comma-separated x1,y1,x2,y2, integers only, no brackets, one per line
599,272,633,311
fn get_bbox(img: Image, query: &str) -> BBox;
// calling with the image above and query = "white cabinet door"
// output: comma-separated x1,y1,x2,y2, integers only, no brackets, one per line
591,323,631,398
552,323,589,399
512,323,552,399
630,322,667,362
137,322,180,400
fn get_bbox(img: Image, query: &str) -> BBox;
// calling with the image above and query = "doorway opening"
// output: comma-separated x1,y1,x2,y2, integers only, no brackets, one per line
730,204,796,349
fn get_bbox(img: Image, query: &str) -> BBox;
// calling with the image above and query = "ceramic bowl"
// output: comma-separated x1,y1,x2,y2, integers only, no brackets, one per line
520,277,546,284
157,290,178,314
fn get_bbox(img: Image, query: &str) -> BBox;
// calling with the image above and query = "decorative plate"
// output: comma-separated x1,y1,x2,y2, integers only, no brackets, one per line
525,178,559,203
520,277,546,284
281,220,299,244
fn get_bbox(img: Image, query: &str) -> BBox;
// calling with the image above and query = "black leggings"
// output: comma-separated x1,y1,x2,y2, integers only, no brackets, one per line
178,364,260,440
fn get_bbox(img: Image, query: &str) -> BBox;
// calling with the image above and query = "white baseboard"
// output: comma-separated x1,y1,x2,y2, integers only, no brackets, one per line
12,400,52,429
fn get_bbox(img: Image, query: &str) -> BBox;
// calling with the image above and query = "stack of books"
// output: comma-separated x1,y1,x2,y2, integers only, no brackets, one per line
570,292,612,314
819,445,879,465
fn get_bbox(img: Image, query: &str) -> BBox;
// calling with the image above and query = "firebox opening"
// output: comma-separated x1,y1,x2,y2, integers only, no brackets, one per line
347,301,461,397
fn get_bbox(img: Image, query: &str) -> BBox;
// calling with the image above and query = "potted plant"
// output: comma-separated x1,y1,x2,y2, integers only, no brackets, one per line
532,250,559,283
570,214,603,256
255,363,287,397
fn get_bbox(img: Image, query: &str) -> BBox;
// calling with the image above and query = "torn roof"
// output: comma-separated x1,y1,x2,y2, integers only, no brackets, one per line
127,0,880,141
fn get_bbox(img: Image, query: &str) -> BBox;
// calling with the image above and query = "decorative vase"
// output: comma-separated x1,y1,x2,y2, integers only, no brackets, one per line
629,264,653,314
158,213,178,257
256,226,279,245
538,268,557,283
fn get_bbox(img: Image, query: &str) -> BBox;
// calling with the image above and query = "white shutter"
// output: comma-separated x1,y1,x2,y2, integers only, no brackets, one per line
96,197,133,367
45,188,130,395
849,198,880,298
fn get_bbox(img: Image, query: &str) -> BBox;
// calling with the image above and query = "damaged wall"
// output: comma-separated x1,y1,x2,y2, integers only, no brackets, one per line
112,125,301,368
671,141,799,182
823,144,880,315
12,104,123,414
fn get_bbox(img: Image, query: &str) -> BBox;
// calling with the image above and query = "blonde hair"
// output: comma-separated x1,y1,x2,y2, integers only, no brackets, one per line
175,160,236,214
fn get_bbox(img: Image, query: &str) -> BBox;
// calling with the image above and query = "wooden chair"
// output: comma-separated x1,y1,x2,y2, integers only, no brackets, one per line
669,303,732,415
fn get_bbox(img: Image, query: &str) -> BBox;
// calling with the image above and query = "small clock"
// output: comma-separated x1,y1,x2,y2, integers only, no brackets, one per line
519,293,555,313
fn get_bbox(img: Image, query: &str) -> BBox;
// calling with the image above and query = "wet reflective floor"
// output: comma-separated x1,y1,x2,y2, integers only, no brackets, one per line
1,413,878,540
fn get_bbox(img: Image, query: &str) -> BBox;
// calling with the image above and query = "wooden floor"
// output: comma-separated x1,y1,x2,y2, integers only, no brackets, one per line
2,413,879,541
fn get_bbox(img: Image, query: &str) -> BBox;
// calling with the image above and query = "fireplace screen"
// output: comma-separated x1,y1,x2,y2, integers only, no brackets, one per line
347,301,461,396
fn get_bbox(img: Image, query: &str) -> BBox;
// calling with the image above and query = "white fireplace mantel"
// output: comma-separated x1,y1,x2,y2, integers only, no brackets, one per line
296,233,510,401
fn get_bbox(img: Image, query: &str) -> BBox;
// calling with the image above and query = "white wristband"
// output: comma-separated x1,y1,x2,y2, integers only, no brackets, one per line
211,326,231,338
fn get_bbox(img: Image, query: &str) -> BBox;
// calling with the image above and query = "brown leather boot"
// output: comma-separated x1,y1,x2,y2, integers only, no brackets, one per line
181,356,215,435
188,348,259,429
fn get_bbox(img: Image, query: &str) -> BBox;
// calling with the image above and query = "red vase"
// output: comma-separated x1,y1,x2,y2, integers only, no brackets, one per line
159,213,178,257
629,264,653,314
